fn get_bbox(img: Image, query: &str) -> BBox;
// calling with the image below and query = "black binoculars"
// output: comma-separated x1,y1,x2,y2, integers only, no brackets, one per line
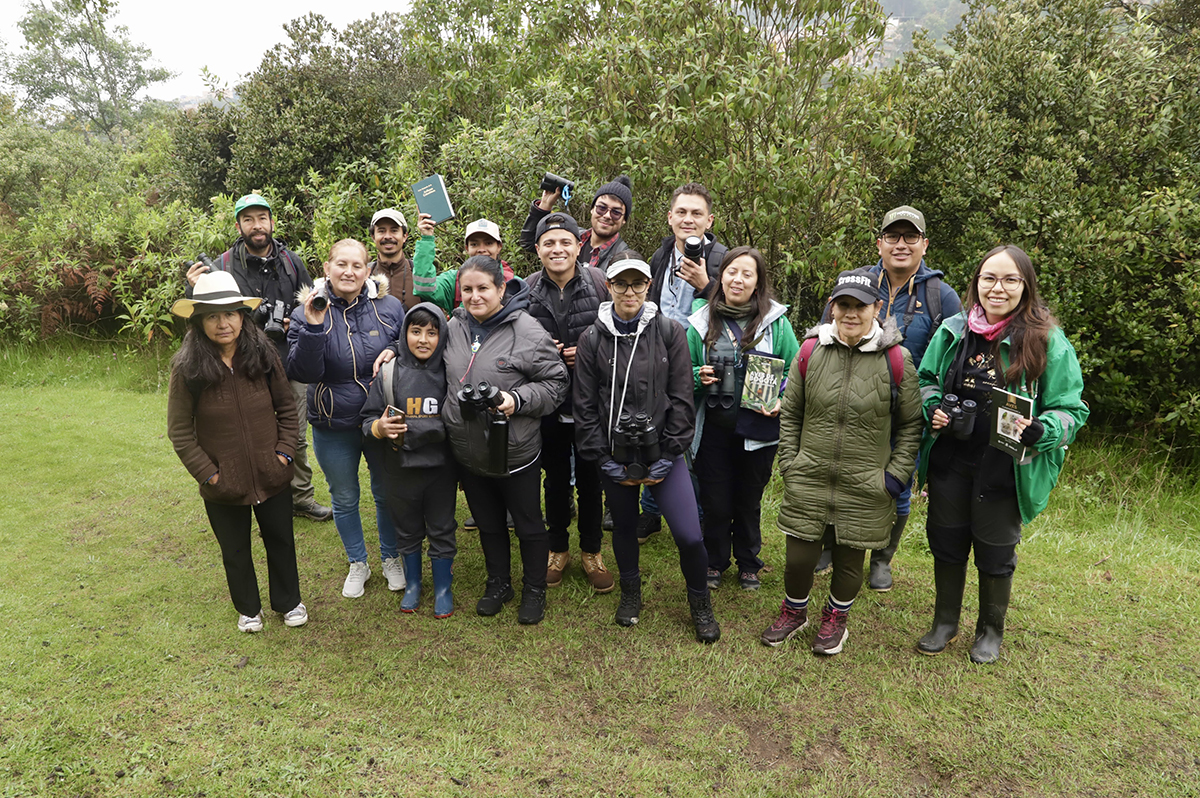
458,381,508,473
540,172,574,198
706,354,738,410
939,393,978,440
611,412,662,481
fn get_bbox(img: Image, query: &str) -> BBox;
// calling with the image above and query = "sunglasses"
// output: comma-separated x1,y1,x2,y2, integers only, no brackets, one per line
593,203,625,221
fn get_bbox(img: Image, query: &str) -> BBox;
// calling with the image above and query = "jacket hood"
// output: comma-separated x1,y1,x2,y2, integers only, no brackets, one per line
808,314,903,351
595,300,661,336
868,258,945,285
296,273,389,305
686,298,789,339
396,300,449,369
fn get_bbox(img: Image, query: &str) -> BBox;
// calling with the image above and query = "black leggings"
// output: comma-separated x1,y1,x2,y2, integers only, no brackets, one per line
204,488,301,617
694,423,776,574
459,463,549,589
783,529,865,604
926,467,1020,578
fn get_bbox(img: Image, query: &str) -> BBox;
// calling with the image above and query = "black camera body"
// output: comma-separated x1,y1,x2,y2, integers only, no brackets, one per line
254,299,292,341
611,412,661,481
939,393,978,440
540,172,574,195
458,382,508,473
683,235,704,262
310,284,329,313
706,354,738,410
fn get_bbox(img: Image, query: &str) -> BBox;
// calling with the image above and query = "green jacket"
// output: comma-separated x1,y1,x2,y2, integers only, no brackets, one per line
917,313,1088,524
776,318,923,548
410,235,456,312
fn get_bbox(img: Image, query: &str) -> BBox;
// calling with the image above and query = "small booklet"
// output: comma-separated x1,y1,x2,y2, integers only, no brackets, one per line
741,353,785,413
411,174,456,224
990,387,1034,459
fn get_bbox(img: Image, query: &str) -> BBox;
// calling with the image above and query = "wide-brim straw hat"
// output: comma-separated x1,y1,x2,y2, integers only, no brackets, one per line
171,270,262,319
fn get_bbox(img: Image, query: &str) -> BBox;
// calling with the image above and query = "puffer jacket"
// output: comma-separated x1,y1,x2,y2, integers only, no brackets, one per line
775,317,923,548
442,277,569,477
917,312,1089,524
525,265,609,417
286,274,406,431
167,348,298,506
573,302,695,466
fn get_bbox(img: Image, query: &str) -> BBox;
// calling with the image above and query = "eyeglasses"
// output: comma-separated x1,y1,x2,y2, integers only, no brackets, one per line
881,232,923,245
593,203,625,221
977,274,1025,290
609,280,649,294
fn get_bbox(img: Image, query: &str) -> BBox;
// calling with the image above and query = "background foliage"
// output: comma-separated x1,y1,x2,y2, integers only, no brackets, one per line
0,0,1198,452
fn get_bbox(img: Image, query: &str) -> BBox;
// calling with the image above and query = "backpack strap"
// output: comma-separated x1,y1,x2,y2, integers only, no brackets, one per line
903,275,944,330
885,343,904,413
796,337,819,379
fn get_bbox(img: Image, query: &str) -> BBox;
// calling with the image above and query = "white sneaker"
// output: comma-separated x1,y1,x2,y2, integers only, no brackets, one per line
237,613,264,633
381,557,407,592
342,561,371,598
283,602,309,627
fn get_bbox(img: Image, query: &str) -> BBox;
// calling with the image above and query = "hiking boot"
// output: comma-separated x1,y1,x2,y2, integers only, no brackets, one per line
812,605,849,655
602,508,614,531
917,560,967,655
476,577,514,616
581,551,615,593
739,571,761,591
868,514,908,592
293,499,332,522
342,561,371,598
517,585,547,625
970,573,1012,665
237,612,264,633
636,513,662,544
282,603,308,628
687,589,721,644
760,601,808,647
546,551,570,587
814,548,833,575
615,577,642,626
706,568,722,590
463,515,479,531
381,557,407,592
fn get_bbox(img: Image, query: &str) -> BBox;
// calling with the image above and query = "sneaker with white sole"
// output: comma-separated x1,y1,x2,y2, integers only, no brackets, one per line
282,603,308,627
238,612,264,633
381,557,407,591
812,605,849,655
342,561,371,598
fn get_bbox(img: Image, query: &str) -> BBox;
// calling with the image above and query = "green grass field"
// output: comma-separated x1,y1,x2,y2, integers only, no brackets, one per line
2,341,1198,797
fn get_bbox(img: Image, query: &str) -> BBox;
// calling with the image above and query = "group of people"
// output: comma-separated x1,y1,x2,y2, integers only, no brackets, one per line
166,183,1088,664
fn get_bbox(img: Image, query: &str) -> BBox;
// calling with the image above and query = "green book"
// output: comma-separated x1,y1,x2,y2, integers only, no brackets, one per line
411,174,456,225
741,353,785,413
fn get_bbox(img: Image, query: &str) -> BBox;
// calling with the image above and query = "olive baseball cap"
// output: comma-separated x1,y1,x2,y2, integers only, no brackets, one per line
234,193,271,217
880,205,926,236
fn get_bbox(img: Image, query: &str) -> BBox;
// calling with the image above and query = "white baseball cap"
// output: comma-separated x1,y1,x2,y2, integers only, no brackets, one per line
464,218,502,243
371,208,409,230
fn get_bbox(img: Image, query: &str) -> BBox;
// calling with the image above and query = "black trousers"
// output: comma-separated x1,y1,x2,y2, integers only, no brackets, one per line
383,462,459,560
926,466,1020,578
784,530,865,604
204,488,301,617
694,423,776,574
541,417,603,553
460,462,549,589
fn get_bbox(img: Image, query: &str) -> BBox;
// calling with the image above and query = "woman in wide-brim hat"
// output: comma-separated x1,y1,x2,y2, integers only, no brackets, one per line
166,270,308,633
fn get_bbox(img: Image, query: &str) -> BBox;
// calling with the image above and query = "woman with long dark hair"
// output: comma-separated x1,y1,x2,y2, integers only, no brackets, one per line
687,246,799,591
916,244,1088,664
167,271,306,632
442,256,569,625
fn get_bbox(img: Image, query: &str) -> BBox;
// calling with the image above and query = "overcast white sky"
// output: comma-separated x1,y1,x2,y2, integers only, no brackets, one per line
1,0,411,101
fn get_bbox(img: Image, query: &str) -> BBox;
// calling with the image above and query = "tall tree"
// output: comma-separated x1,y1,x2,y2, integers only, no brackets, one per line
7,0,172,136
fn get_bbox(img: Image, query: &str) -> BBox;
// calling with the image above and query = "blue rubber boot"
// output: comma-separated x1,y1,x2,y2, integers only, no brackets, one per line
431,558,454,618
400,552,422,612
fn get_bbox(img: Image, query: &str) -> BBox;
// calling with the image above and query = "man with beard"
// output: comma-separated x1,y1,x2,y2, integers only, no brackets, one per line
184,194,332,522
519,176,632,273
368,208,422,310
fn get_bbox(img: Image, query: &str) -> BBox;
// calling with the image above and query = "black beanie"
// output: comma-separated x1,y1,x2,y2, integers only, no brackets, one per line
592,175,633,219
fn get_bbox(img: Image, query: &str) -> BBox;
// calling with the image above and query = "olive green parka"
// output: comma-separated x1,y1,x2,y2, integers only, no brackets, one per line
775,318,923,549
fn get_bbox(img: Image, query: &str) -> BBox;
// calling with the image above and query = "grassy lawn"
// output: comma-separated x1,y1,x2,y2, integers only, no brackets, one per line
2,341,1198,797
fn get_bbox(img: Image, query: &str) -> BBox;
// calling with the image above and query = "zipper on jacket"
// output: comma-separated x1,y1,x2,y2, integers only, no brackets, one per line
228,367,263,504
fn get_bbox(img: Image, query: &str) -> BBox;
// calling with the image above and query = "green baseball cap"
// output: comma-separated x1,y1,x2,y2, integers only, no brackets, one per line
234,193,272,217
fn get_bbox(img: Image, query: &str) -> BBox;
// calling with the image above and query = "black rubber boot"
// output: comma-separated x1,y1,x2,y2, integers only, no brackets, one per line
917,560,967,655
615,577,642,627
868,514,909,592
475,577,514,616
687,589,721,644
970,573,1012,664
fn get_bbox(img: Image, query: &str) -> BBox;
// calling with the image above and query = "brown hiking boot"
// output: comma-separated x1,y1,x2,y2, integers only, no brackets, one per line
546,551,570,587
581,551,615,593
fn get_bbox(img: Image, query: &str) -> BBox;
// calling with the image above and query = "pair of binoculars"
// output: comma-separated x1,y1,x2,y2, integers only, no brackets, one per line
939,393,978,440
611,412,662,481
458,382,508,473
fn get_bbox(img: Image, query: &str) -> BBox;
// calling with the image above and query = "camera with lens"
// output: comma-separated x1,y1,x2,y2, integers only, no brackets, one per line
939,393,978,440
254,299,292,341
683,235,704,262
458,381,508,473
706,354,738,410
539,172,575,198
310,284,329,313
611,412,662,481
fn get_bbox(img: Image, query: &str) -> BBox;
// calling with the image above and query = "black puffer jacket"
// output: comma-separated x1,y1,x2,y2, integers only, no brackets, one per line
524,266,609,416
646,232,728,308
573,301,695,466
443,278,569,477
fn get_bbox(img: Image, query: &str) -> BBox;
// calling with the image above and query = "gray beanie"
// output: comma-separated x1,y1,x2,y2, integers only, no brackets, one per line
592,175,633,219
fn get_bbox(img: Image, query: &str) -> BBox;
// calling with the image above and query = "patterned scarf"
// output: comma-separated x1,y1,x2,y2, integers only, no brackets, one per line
967,303,1013,341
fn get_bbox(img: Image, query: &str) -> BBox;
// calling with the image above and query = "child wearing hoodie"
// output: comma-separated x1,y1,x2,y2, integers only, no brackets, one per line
361,302,457,617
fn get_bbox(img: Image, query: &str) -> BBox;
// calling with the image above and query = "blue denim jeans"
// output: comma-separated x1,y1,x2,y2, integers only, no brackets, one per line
312,426,398,563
